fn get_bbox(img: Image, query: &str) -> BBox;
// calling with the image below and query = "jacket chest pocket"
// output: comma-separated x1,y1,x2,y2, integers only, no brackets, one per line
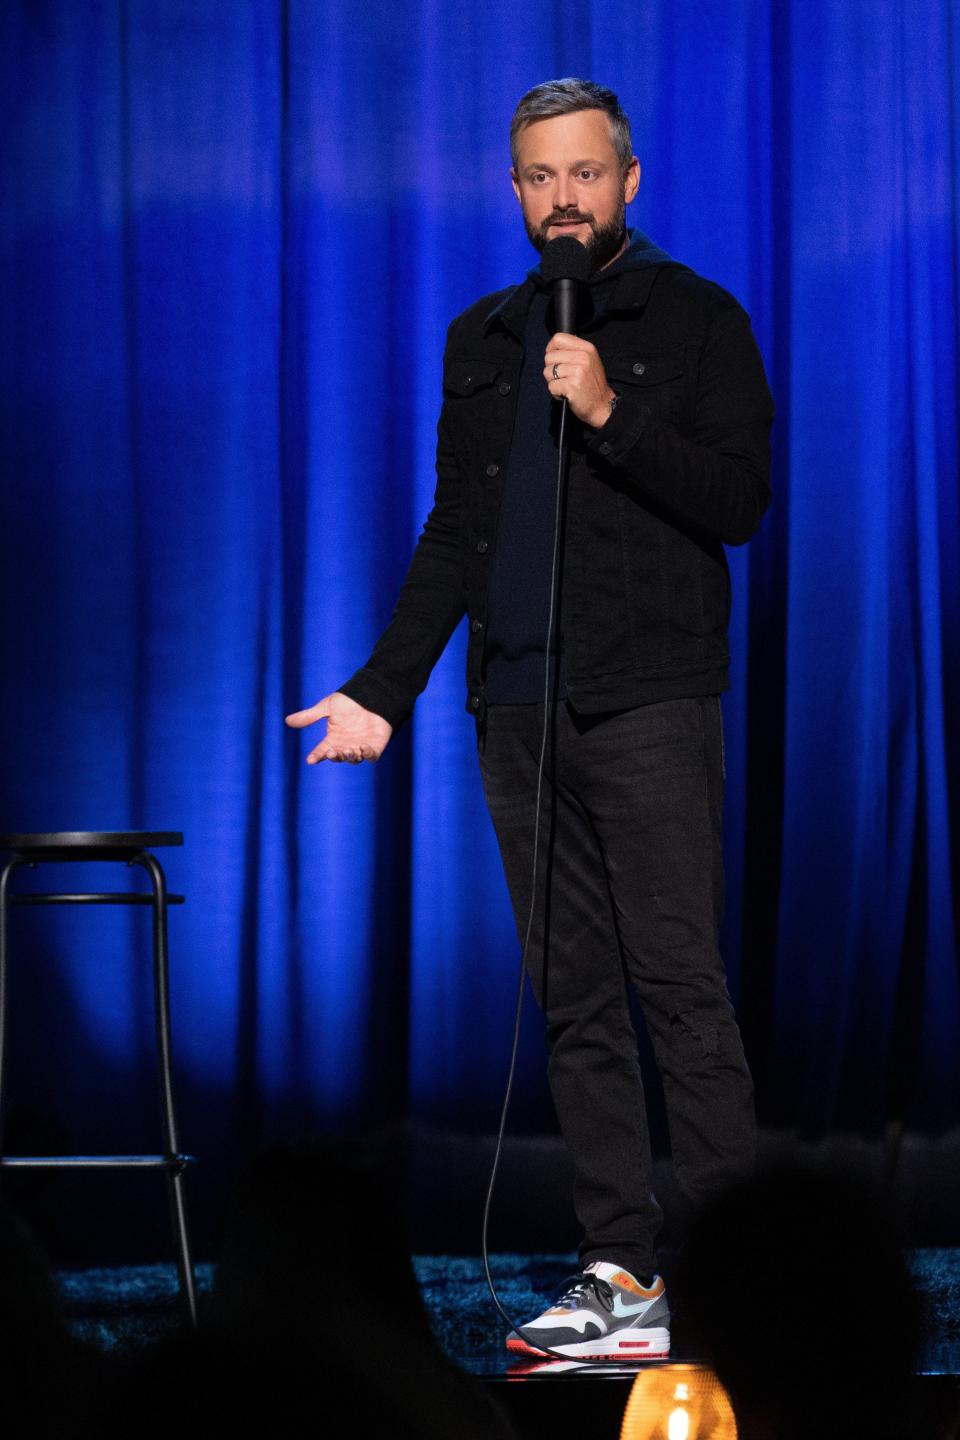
442,358,504,423
442,356,513,550
604,347,687,423
442,354,516,476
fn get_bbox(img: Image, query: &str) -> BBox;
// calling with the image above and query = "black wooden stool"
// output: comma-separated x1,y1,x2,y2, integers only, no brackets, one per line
0,832,197,1325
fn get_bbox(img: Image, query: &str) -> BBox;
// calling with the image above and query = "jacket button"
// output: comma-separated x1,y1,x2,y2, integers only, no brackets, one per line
470,618,484,633
464,375,472,386
476,539,489,553
632,362,646,375
498,382,511,396
485,462,500,477
598,442,612,456
468,695,481,711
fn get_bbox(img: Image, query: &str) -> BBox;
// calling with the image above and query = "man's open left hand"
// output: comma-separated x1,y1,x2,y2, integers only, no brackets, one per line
544,334,616,429
285,691,393,765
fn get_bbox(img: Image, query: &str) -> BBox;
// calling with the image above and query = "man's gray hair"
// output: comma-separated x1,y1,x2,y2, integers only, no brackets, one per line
510,78,634,173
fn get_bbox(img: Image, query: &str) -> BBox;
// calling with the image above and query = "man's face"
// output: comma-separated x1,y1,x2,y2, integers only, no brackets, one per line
511,108,641,272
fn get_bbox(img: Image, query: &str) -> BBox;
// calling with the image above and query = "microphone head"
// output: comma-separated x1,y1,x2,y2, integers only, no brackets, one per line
540,235,592,284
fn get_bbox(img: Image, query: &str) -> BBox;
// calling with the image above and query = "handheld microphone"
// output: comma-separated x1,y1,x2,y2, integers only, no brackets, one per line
540,234,592,335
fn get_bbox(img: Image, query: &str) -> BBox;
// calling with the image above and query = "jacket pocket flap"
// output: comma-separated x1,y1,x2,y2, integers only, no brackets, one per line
606,350,685,387
443,359,500,395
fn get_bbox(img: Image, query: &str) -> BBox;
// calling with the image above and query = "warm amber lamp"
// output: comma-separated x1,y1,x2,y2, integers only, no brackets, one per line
621,1363,737,1440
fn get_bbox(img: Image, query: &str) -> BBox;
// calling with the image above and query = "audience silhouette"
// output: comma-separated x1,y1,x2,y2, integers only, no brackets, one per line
678,1164,927,1440
4,1150,956,1438
100,1141,519,1437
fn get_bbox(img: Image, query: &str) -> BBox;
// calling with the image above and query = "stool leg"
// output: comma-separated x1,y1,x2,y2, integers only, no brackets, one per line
133,851,198,1328
0,855,29,1155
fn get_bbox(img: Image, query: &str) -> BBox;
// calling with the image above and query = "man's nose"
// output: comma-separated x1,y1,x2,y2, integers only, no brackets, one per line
554,174,575,210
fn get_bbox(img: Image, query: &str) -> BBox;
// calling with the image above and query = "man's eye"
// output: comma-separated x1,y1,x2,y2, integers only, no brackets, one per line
530,173,548,184
578,170,596,181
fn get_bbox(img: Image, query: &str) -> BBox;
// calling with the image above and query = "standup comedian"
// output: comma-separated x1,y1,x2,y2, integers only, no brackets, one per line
287,79,774,1361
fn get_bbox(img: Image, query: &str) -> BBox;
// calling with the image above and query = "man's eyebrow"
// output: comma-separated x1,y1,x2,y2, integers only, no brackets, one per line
522,156,609,171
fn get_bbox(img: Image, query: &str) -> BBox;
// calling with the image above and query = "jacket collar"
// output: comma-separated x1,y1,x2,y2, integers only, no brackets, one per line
483,278,538,340
482,230,677,339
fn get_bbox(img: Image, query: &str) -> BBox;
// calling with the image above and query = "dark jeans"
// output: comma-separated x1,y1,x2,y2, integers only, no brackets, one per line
478,696,757,1279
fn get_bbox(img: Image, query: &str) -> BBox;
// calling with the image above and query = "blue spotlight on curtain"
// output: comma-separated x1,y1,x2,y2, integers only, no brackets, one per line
1,1,957,1175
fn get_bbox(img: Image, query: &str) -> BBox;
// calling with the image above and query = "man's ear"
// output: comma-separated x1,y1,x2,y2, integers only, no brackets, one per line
510,168,522,204
624,156,641,205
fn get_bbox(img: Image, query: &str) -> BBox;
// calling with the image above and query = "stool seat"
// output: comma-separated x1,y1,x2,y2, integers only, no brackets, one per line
0,831,197,1325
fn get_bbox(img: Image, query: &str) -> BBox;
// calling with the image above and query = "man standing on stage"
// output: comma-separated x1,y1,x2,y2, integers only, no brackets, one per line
287,79,774,1360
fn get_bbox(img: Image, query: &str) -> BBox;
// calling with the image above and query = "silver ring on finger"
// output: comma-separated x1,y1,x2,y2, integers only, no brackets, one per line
552,362,561,379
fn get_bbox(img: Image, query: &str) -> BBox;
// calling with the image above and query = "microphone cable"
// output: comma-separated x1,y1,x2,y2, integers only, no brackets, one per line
479,397,619,1368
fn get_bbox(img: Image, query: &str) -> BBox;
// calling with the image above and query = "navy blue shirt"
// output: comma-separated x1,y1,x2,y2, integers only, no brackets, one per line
482,288,564,703
483,237,648,705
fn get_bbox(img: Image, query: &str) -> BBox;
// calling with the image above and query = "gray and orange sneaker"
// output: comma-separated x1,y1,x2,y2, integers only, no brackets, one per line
505,1262,670,1361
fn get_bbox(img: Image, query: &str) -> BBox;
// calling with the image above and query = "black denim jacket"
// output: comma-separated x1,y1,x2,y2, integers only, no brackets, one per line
341,239,774,727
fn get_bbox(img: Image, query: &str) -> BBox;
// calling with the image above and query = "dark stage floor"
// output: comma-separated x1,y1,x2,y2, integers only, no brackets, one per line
59,1249,960,1378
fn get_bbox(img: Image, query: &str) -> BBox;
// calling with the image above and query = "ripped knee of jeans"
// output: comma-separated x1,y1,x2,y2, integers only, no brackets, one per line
670,1007,720,1060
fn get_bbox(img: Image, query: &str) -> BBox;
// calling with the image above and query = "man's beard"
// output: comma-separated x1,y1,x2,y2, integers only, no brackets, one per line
525,196,627,273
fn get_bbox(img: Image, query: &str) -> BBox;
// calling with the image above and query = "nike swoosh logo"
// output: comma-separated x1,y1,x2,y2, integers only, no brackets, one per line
611,1295,653,1318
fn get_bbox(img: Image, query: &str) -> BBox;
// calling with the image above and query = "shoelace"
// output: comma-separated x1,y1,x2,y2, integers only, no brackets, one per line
556,1272,615,1312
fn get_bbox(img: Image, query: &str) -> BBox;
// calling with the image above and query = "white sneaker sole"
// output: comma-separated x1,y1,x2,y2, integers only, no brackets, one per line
506,1325,670,1361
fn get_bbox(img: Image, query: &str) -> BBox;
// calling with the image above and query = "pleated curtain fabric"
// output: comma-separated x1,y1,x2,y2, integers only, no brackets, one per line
0,1,957,1174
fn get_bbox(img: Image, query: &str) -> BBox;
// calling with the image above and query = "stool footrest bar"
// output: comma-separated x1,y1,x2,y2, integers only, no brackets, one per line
1,1154,195,1170
9,893,185,905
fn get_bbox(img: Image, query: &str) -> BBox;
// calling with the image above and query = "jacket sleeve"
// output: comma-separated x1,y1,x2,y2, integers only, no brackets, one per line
338,377,467,729
584,295,774,546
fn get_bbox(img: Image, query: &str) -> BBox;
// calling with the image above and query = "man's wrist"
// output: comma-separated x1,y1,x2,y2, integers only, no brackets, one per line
587,387,620,429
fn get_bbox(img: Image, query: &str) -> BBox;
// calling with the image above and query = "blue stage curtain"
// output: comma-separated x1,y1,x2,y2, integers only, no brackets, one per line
1,0,958,1178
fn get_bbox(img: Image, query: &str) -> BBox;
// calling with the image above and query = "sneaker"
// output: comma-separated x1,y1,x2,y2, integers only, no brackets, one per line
505,1262,671,1361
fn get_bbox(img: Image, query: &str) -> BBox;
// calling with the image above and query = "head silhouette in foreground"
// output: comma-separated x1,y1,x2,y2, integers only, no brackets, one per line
680,1164,923,1440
